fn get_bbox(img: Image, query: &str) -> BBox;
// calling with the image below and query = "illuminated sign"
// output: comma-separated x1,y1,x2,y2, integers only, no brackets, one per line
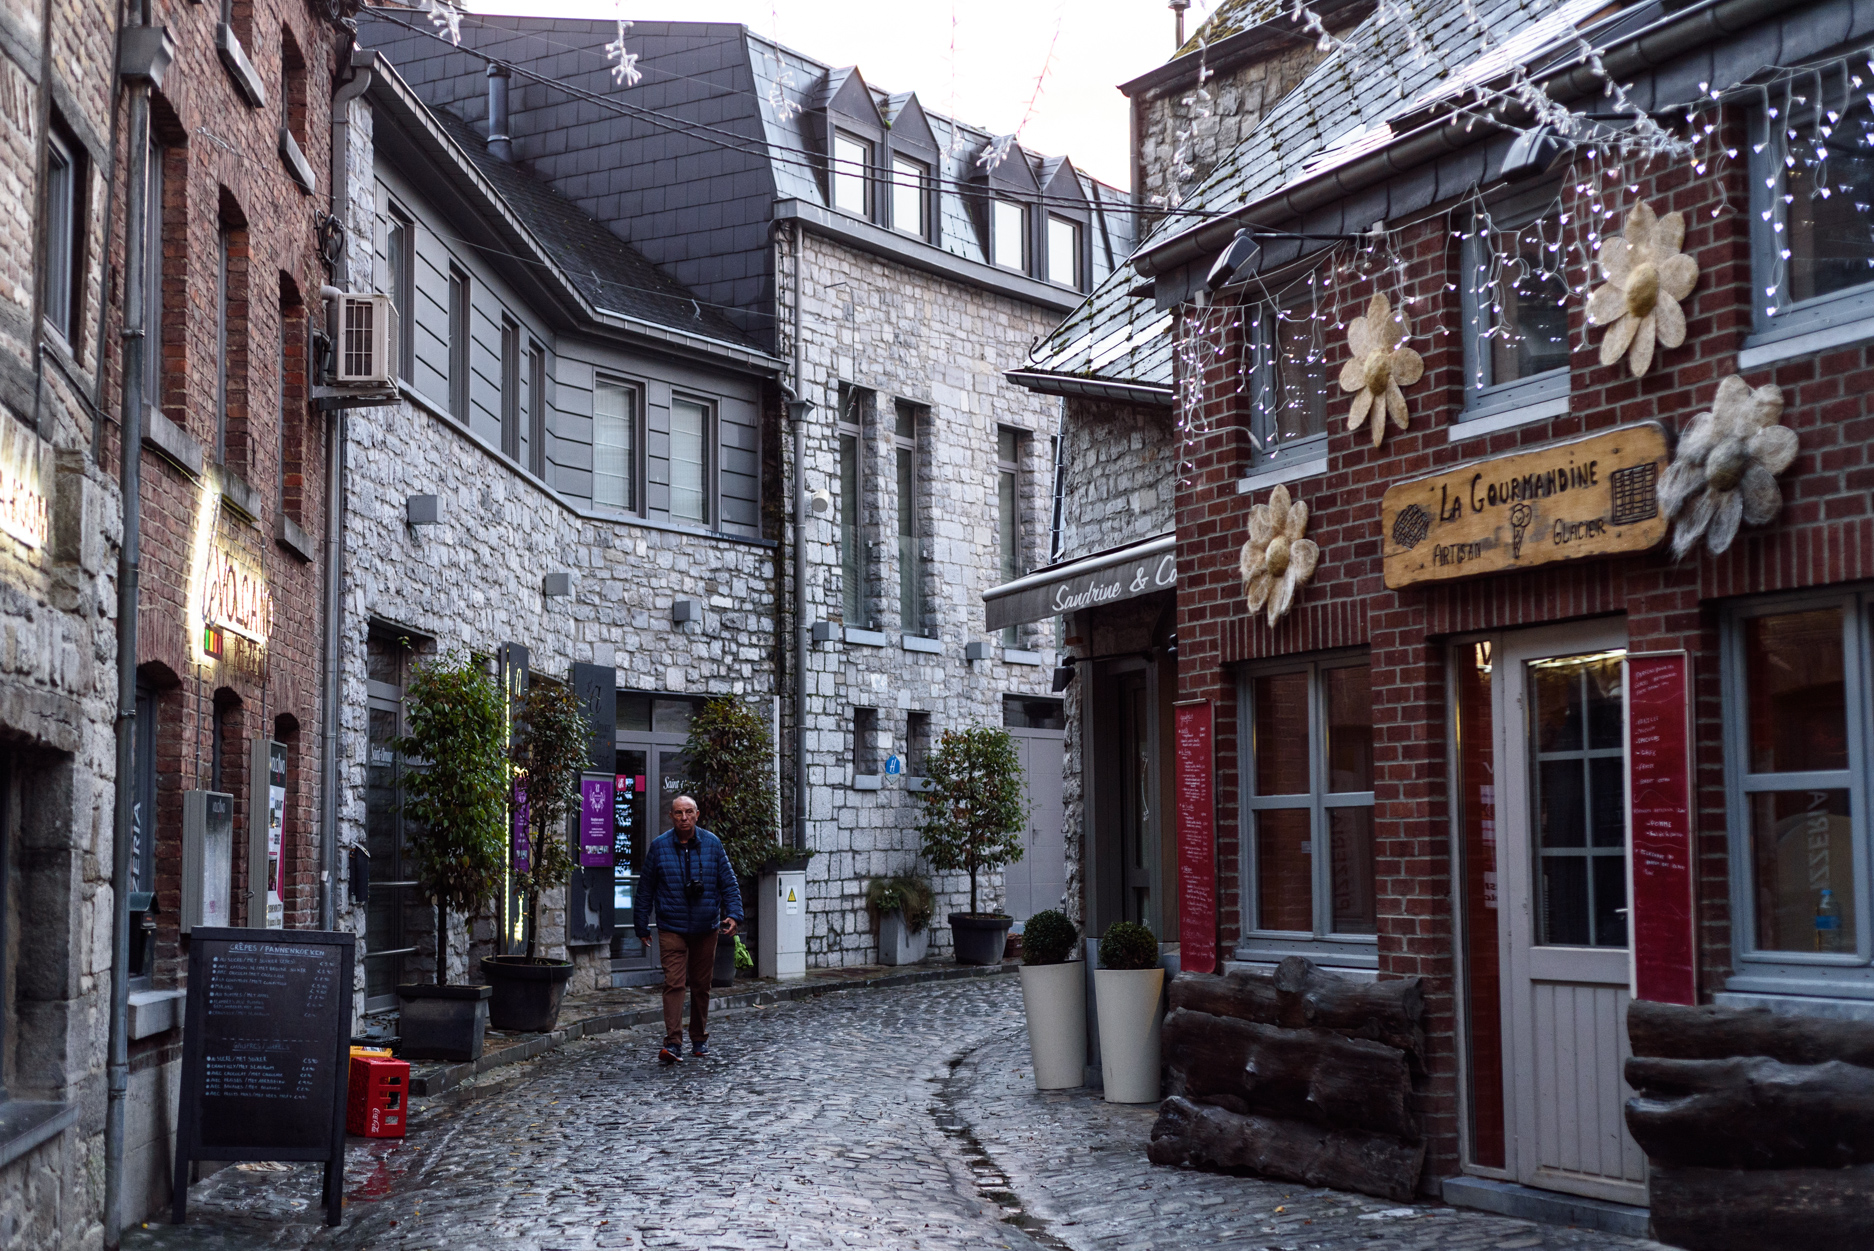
0,408,49,549
201,542,273,643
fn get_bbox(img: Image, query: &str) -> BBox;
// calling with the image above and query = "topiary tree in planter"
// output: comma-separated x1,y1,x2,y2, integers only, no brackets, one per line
1018,909,1085,1089
1022,909,1078,966
510,680,590,959
394,651,508,985
914,725,1028,916
683,694,782,879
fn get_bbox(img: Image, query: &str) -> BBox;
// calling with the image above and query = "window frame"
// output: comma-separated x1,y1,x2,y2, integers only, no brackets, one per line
215,224,232,465
1747,79,1874,346
1045,214,1081,290
830,130,872,220
42,123,85,348
1722,588,1874,998
498,316,521,460
143,139,165,404
894,400,925,636
527,340,547,479
1236,650,1379,967
385,204,415,382
446,265,470,420
1247,285,1330,470
1458,186,1571,422
991,198,1028,273
891,154,929,240
591,372,642,515
667,392,715,527
838,385,869,630
997,426,1022,645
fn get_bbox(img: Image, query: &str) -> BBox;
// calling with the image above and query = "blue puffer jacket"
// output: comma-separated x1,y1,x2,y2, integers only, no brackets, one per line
634,828,745,938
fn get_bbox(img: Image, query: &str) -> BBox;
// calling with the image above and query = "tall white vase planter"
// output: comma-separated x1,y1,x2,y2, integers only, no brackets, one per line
1094,967,1164,1103
1020,962,1087,1089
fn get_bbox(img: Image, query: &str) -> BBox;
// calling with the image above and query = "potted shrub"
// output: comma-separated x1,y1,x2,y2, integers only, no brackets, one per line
1019,909,1085,1089
482,680,589,1032
914,726,1028,965
685,694,782,982
1094,921,1163,1104
867,874,934,965
393,652,508,1061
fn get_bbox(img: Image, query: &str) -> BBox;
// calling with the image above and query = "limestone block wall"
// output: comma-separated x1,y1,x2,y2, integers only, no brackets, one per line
777,227,1066,966
1054,396,1177,564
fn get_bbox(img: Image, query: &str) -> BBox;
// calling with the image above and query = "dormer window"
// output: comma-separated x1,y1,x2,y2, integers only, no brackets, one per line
832,132,871,217
892,155,928,239
992,199,1027,272
1046,215,1080,289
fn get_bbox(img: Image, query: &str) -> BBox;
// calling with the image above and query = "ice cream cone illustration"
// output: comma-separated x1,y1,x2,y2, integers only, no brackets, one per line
1510,503,1533,558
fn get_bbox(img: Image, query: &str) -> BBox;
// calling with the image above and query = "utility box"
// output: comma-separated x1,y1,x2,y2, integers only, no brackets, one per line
758,869,807,980
180,790,233,933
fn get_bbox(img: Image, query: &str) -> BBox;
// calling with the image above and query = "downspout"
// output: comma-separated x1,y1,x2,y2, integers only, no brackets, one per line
322,51,374,931
790,222,807,850
106,2,156,1244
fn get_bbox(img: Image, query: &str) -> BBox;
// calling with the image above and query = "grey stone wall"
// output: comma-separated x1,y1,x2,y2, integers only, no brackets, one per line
778,227,1067,965
1053,396,1177,564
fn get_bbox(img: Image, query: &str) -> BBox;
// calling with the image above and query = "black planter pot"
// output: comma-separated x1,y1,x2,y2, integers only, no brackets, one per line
396,983,492,1061
713,933,737,987
949,913,1014,966
481,956,575,1033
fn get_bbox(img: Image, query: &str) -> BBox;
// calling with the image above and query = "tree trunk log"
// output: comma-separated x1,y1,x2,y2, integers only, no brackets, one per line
1164,1009,1417,1139
1274,957,1424,1054
1624,1056,1874,1169
1628,999,1874,1068
1169,971,1282,1026
1649,1163,1874,1251
1147,1095,1425,1203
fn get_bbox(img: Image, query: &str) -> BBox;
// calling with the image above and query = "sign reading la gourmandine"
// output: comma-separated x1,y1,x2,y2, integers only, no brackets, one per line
1379,423,1670,589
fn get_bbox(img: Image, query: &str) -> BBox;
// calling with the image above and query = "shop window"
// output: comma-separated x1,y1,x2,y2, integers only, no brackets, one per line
831,132,870,217
1750,80,1874,342
895,402,925,634
838,384,869,629
446,265,470,419
593,375,639,512
1248,290,1328,468
669,396,712,525
364,631,421,1009
1460,186,1569,419
1724,595,1874,995
1239,656,1376,958
1046,215,1080,289
892,155,928,238
992,199,1027,272
997,427,1022,646
499,316,521,460
42,120,87,349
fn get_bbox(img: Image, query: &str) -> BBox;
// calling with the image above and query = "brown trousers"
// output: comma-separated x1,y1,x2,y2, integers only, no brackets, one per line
658,929,718,1048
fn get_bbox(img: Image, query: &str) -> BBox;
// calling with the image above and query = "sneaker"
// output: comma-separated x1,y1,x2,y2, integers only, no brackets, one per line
691,1040,710,1058
658,1045,682,1065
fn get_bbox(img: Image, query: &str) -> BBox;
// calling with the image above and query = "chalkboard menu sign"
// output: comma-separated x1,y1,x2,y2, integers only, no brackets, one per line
172,927,355,1227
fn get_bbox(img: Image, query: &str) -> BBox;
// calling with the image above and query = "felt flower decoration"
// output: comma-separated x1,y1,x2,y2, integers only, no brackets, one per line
1338,293,1423,449
1586,201,1699,378
1656,375,1797,558
1239,484,1319,626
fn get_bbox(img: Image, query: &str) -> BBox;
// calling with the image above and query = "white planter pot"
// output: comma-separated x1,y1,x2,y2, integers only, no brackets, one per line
1094,967,1164,1104
879,910,930,966
1019,962,1087,1090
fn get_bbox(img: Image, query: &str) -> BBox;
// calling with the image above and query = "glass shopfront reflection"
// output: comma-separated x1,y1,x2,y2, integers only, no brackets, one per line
609,695,700,982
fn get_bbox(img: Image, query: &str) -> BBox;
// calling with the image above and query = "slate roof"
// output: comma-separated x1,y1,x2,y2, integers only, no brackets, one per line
1022,0,1606,395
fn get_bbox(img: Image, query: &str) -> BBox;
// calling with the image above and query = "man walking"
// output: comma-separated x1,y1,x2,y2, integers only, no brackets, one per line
636,794,744,1064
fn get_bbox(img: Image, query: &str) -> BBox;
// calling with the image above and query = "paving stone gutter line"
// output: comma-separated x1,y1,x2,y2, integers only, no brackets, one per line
403,959,1019,1096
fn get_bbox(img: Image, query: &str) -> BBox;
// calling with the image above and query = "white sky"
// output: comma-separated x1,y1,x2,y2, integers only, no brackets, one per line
462,1,1236,190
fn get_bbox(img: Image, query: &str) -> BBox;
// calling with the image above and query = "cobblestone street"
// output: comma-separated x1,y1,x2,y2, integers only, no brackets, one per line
125,976,1671,1251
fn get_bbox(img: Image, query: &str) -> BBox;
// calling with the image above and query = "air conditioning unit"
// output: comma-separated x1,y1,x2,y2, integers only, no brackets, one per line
333,292,396,387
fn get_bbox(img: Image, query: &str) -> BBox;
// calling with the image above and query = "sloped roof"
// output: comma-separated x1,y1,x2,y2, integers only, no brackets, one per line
1178,0,1294,58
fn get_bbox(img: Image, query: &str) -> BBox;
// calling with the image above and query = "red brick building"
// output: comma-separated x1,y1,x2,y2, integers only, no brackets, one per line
1022,0,1874,1234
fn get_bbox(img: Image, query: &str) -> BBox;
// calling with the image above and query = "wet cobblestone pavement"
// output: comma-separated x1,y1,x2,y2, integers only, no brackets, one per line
124,976,1672,1251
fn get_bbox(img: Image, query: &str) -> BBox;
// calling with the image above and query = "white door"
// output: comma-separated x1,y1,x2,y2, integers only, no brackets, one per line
1004,731,1066,920
1496,622,1647,1205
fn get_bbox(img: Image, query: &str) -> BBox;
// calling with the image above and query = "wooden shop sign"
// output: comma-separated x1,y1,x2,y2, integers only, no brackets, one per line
1379,423,1669,589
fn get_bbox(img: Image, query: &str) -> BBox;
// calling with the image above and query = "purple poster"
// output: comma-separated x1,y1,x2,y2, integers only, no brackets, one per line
579,776,614,868
512,780,530,874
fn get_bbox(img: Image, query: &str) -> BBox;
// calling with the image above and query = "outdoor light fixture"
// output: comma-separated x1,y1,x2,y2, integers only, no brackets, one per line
811,621,841,643
1203,228,1261,293
1500,125,1566,182
405,494,441,526
672,598,698,624
1051,662,1076,692
806,488,834,519
965,640,990,661
543,572,572,598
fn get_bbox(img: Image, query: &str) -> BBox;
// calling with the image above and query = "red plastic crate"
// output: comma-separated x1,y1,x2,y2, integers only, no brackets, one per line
346,1055,409,1138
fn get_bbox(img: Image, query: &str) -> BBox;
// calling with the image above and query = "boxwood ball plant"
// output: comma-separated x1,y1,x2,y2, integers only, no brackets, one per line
1098,921,1160,971
1022,910,1078,966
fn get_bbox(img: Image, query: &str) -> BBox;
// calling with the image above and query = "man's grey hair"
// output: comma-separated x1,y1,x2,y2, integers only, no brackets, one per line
671,794,699,810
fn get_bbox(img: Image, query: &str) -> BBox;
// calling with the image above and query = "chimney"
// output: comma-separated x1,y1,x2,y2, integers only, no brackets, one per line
1169,0,1190,49
486,64,512,162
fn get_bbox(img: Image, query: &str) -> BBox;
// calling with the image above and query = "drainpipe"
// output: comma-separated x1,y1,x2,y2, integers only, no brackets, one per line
322,53,374,931
789,223,808,851
106,5,163,1244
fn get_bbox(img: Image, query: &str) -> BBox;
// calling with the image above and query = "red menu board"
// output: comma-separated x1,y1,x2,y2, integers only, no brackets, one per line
1627,653,1697,1005
1175,700,1217,974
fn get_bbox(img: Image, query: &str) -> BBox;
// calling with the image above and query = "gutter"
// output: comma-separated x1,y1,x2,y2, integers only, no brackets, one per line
1003,368,1174,408
1131,0,1794,279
